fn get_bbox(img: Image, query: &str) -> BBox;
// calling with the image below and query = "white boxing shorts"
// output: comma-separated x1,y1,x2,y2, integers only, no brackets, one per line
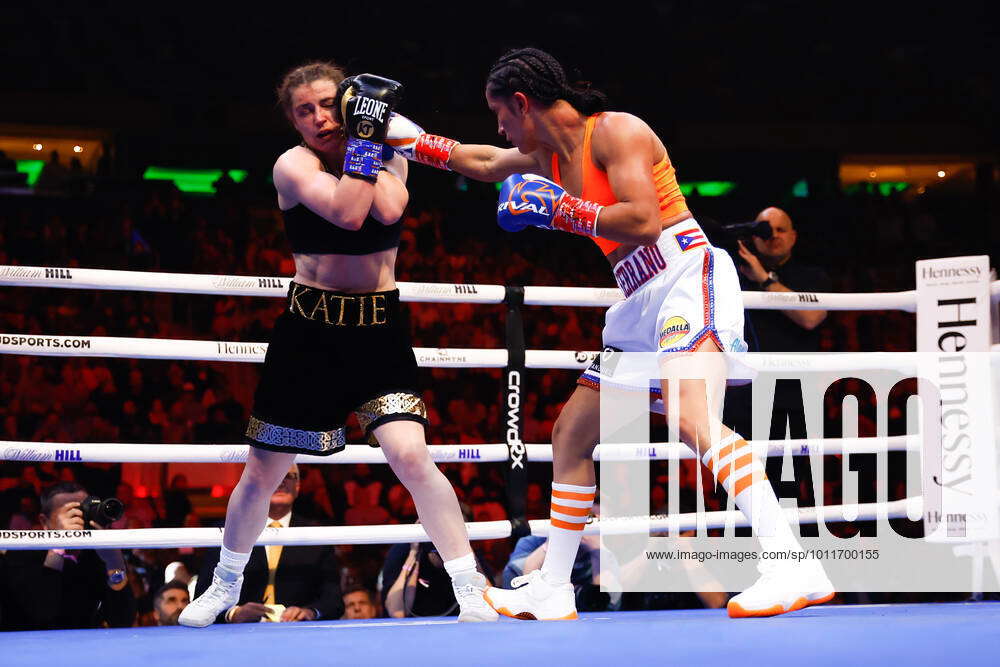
579,219,748,394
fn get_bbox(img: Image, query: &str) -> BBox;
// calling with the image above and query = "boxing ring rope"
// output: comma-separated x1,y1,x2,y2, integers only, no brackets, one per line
0,332,938,373
0,264,995,556
1,264,969,309
0,436,919,465
0,499,917,550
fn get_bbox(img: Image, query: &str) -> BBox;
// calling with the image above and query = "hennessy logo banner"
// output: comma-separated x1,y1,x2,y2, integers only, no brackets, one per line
598,350,999,593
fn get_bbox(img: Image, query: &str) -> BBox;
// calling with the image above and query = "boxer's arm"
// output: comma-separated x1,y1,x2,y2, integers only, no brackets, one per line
448,144,539,182
386,113,538,180
370,154,409,225
273,148,373,231
589,114,662,246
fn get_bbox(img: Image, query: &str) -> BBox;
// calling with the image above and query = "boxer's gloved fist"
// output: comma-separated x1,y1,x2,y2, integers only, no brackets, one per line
386,113,459,171
497,174,602,237
338,74,403,182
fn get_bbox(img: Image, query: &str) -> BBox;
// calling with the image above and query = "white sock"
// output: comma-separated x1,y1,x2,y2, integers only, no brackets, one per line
216,545,250,582
701,434,800,553
443,551,477,582
540,482,596,584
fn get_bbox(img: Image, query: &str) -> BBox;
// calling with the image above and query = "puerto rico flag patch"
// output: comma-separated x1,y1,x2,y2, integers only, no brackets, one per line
674,228,707,252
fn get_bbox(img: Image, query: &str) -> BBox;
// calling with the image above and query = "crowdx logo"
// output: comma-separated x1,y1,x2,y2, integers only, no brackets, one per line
506,370,525,469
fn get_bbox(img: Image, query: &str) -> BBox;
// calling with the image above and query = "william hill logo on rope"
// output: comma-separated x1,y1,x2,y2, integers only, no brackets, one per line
457,448,481,460
658,316,690,349
45,268,72,280
55,449,82,462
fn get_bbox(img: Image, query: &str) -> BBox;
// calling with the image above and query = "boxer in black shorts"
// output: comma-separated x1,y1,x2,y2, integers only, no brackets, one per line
180,62,496,627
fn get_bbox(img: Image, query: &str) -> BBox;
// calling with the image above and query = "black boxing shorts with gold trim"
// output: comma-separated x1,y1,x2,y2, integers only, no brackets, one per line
245,282,428,455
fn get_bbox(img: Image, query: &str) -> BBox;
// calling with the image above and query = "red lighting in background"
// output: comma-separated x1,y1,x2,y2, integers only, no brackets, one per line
210,484,225,498
135,485,148,498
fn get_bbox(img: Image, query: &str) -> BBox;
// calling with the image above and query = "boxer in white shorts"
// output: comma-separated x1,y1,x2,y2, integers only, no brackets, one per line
385,47,833,620
580,221,748,397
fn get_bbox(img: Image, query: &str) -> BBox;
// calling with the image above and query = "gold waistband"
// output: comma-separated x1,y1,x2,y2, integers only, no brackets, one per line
288,283,395,327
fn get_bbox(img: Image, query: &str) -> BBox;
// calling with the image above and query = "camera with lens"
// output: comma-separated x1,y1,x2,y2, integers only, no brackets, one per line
79,496,125,528
701,218,773,265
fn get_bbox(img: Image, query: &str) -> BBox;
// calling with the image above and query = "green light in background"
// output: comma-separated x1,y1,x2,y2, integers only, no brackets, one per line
142,167,248,194
15,160,44,186
679,181,737,197
792,179,809,198
844,181,910,197
493,180,737,197
877,181,909,196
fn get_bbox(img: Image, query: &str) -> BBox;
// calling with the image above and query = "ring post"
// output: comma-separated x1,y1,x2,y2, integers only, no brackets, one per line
504,285,529,540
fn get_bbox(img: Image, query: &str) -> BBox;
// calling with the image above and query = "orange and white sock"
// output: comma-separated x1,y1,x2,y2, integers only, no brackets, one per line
540,482,596,584
701,433,800,553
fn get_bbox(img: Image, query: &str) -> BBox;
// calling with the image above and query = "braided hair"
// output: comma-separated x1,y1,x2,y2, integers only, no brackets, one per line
486,47,608,115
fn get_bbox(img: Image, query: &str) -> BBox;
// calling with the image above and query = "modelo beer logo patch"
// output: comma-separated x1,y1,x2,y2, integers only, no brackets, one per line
658,316,690,348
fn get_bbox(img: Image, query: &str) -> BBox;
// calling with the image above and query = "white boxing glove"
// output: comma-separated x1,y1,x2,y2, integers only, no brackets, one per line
385,112,459,170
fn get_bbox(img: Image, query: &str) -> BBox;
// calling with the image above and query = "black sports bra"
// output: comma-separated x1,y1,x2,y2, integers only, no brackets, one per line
280,144,402,255
281,204,402,255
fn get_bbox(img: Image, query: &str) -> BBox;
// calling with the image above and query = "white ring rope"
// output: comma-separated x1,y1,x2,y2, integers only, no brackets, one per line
0,334,507,368
0,442,511,464
523,285,922,312
0,437,920,464
0,333,949,374
0,499,918,550
6,264,986,312
0,266,505,304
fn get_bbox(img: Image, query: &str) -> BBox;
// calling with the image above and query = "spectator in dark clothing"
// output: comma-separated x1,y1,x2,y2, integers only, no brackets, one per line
0,482,136,630
341,585,378,619
381,541,494,618
736,207,831,352
728,206,832,439
381,505,493,618
163,474,193,528
192,464,343,623
153,580,190,625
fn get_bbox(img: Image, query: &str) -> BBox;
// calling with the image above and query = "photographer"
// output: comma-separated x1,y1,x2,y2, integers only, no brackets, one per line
0,482,136,630
736,207,831,351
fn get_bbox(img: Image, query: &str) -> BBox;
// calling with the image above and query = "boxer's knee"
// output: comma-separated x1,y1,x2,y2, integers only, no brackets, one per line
379,424,434,485
552,411,596,461
240,448,295,497
387,443,434,485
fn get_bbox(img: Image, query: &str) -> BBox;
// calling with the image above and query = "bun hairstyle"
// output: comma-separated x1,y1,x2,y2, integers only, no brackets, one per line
486,47,608,115
276,61,347,121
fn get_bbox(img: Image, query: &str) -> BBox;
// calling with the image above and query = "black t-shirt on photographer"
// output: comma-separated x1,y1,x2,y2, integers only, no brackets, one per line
749,256,831,353
0,549,136,630
381,544,494,618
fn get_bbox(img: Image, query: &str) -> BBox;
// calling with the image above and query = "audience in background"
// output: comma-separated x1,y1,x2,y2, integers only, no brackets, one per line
191,464,343,623
0,176,976,625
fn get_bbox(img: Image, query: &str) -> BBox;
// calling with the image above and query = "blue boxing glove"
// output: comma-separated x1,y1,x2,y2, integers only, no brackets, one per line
497,173,601,237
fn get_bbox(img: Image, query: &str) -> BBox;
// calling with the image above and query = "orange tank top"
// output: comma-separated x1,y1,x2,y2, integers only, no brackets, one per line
550,113,688,256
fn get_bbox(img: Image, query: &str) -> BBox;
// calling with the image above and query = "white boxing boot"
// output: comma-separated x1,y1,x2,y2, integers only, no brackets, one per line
728,557,835,618
483,570,577,620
